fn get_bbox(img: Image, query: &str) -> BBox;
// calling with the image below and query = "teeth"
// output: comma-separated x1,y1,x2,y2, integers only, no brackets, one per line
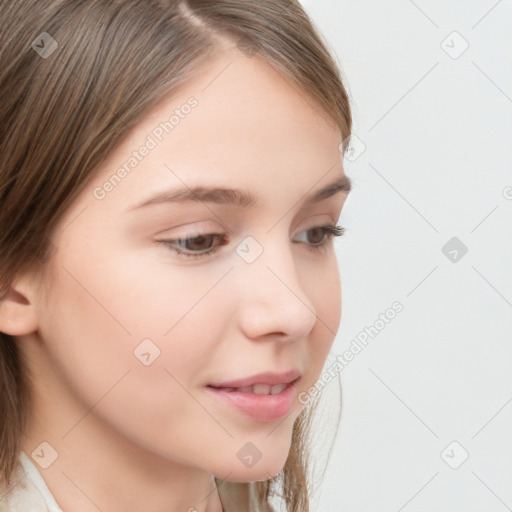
218,383,287,395
269,384,287,394
252,384,272,395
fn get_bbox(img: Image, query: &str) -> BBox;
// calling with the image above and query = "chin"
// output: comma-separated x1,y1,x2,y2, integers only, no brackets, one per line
213,451,289,483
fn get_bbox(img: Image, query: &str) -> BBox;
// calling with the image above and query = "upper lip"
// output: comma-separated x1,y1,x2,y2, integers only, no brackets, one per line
208,369,301,388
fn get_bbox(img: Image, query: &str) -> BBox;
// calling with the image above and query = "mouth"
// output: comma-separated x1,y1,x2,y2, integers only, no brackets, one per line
206,378,299,395
205,377,301,422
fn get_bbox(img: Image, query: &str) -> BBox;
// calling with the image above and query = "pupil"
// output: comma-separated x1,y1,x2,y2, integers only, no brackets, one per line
187,235,214,251
308,227,324,244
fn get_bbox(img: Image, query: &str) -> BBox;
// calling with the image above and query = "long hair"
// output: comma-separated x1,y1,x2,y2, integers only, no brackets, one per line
0,1,352,510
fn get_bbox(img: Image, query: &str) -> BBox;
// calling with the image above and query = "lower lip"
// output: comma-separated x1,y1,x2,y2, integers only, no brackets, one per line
205,380,298,422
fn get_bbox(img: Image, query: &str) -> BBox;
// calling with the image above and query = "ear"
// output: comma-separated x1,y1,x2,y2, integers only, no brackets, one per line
0,273,40,336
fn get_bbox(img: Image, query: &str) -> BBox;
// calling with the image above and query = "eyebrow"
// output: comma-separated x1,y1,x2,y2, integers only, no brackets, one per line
127,175,352,212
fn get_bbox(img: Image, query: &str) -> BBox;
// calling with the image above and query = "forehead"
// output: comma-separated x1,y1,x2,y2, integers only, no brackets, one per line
80,50,345,216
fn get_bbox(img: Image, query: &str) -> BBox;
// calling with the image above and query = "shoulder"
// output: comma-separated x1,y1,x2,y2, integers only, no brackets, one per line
0,452,62,512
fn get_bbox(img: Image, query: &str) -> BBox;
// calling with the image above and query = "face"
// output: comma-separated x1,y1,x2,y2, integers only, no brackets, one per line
27,48,350,481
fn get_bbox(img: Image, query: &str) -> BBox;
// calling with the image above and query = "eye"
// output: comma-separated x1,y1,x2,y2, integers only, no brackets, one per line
157,224,346,260
293,224,346,251
158,233,228,259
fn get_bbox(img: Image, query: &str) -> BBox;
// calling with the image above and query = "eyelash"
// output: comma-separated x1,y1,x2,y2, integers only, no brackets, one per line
157,224,346,260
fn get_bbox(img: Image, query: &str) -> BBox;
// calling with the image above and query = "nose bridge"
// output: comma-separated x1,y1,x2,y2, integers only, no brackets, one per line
234,234,317,340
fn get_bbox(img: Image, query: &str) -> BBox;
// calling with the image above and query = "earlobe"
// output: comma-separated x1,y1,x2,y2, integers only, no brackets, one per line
0,274,40,336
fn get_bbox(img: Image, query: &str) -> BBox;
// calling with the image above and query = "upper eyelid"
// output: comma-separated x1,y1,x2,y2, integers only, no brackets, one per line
159,219,337,239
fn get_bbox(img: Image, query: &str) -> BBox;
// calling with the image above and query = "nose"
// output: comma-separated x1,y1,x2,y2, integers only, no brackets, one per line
235,238,317,342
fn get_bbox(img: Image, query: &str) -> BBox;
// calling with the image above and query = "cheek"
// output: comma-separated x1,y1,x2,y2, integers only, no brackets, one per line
39,247,233,417
304,254,341,376
316,255,342,327
35,266,233,473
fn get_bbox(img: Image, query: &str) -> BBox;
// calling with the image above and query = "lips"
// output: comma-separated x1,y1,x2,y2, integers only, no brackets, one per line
211,383,288,395
205,378,299,422
208,369,301,389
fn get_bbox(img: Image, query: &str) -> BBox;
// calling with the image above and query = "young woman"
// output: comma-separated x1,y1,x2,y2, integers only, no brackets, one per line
0,1,353,510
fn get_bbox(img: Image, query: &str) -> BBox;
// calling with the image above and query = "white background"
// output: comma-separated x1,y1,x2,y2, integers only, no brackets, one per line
295,1,512,511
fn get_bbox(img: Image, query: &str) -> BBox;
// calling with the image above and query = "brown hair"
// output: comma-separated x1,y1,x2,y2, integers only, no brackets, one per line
0,1,352,510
